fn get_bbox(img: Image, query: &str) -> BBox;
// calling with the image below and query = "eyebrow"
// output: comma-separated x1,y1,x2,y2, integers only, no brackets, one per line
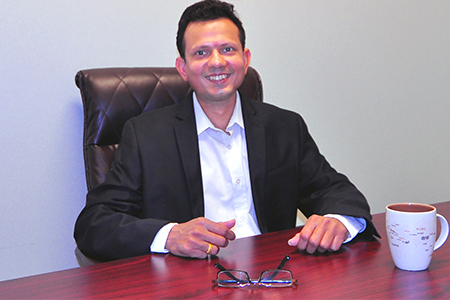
193,41,238,50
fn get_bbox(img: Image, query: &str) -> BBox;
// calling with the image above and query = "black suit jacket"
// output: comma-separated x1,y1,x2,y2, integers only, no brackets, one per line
75,93,378,261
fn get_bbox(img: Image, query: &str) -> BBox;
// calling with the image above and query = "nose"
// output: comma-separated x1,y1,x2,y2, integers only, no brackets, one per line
208,49,226,68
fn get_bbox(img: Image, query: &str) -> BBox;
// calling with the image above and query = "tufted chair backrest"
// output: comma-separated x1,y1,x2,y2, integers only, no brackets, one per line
75,67,263,191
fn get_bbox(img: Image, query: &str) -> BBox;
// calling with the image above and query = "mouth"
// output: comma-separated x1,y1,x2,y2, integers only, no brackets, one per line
206,74,230,82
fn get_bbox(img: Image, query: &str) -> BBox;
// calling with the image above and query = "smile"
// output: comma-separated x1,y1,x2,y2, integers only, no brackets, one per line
206,74,230,81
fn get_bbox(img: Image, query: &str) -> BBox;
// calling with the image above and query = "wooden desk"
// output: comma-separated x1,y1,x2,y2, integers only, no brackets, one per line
1,202,449,299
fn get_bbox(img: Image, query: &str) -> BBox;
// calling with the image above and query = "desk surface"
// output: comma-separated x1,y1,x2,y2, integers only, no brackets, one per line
1,201,450,299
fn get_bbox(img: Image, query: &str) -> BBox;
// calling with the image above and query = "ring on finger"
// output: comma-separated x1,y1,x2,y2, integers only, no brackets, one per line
206,243,213,254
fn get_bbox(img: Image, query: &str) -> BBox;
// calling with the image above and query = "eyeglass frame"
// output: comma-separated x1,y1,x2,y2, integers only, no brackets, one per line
212,254,297,288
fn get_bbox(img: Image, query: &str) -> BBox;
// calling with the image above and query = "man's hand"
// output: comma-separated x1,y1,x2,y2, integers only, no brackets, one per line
165,217,236,258
288,215,349,254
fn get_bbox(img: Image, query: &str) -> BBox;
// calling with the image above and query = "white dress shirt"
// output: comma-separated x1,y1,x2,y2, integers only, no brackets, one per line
195,92,261,238
150,92,365,253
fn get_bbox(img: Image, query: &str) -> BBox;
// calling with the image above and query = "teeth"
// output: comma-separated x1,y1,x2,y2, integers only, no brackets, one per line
207,74,230,81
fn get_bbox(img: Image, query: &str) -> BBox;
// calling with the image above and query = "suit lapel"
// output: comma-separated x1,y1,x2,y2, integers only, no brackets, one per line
174,93,205,218
241,96,268,233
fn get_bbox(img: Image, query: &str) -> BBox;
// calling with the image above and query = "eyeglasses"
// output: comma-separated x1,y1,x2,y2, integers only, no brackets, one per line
212,255,297,288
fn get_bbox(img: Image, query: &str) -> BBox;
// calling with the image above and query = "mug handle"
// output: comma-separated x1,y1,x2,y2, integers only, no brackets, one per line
434,214,449,250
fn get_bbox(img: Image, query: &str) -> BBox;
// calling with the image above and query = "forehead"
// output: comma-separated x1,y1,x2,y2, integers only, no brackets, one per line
184,18,241,49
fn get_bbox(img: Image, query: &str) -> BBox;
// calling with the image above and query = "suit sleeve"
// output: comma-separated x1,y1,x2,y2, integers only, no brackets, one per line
74,120,170,261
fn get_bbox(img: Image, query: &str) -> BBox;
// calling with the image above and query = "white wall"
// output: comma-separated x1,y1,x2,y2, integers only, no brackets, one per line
0,0,449,281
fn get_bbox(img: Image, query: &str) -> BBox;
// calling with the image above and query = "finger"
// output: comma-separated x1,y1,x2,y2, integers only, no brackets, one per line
318,247,327,253
329,235,346,252
219,219,236,229
323,219,347,252
205,242,213,254
297,221,318,252
207,220,236,242
182,241,220,258
288,232,301,247
305,226,326,254
205,242,222,256
316,231,334,253
191,249,209,259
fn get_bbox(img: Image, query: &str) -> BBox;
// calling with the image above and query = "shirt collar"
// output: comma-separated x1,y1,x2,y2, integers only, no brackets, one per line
193,92,245,136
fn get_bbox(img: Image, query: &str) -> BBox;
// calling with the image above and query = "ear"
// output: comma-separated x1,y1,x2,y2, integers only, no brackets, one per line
243,48,252,74
175,57,189,82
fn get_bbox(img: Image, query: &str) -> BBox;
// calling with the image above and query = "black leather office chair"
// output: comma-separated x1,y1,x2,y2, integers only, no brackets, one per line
74,66,263,266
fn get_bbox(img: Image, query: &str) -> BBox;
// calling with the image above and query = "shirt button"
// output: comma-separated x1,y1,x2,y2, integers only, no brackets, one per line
228,145,232,149
236,179,241,185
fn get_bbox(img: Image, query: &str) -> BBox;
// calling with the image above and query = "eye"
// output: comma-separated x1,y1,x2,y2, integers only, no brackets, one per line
223,47,234,53
195,50,207,56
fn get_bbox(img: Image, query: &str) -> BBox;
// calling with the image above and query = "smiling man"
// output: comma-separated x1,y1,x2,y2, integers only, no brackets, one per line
74,0,379,262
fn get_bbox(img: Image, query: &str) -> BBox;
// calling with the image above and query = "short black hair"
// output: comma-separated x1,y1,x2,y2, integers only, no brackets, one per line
176,0,246,60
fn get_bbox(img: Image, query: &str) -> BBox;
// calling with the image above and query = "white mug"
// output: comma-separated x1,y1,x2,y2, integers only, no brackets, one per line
386,203,449,271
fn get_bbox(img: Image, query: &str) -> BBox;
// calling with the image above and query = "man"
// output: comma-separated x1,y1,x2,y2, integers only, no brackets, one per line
74,0,379,262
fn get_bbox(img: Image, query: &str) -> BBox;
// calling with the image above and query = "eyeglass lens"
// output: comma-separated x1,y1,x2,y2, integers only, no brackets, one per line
259,270,293,287
217,270,251,287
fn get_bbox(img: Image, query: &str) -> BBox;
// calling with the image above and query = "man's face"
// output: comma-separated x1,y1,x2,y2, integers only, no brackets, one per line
176,18,251,105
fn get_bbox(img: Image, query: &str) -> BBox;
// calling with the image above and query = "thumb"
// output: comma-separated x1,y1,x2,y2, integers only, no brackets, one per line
288,232,300,246
219,219,236,229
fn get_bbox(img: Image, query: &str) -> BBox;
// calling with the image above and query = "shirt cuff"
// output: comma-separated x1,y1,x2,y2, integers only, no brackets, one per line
150,222,177,253
324,214,366,243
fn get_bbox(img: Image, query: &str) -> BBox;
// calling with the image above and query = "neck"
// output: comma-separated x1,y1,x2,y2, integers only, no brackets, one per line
197,95,237,132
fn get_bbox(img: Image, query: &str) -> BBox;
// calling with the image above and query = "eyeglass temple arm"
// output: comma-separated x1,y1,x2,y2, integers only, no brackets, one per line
276,254,290,270
214,262,241,282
